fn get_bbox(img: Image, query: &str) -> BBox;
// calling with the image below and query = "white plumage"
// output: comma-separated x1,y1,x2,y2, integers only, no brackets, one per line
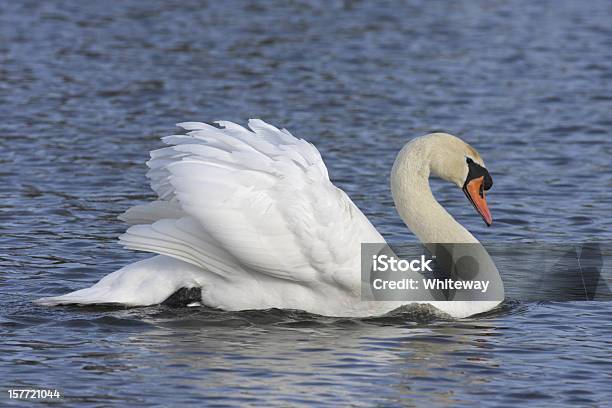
37,120,395,316
37,120,503,318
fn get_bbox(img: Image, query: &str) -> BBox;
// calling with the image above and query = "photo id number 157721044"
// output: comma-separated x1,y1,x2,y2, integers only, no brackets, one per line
7,389,61,399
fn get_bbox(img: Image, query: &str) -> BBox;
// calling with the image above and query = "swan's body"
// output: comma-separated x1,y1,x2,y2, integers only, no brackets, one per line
37,120,504,318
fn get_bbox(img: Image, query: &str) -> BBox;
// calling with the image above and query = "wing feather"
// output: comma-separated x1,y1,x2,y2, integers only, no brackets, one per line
119,119,384,290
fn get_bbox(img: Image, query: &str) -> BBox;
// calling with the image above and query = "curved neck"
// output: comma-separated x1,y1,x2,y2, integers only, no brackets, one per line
390,140,478,244
388,138,505,307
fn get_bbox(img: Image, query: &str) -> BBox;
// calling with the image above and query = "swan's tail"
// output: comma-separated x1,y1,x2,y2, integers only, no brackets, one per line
35,256,205,306
35,286,121,306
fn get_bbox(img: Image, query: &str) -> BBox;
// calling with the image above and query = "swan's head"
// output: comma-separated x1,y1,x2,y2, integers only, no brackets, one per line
426,133,493,226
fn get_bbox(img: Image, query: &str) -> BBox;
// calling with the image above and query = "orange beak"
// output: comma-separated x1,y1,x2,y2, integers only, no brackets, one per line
463,176,492,226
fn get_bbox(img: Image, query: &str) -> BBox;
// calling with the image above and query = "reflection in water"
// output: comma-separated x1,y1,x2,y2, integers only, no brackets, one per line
124,310,503,406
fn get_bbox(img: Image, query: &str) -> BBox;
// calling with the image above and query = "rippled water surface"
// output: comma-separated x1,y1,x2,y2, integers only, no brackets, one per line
2,0,612,406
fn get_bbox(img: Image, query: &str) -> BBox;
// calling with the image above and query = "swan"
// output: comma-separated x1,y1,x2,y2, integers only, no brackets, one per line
36,119,504,318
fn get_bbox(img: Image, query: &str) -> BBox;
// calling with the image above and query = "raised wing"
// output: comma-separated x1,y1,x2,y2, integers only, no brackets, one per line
119,119,384,291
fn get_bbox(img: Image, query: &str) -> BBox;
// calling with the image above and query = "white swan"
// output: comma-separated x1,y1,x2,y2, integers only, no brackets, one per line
36,120,504,318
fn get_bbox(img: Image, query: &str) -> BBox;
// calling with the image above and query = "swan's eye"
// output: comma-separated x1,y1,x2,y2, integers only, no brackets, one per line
466,157,474,164
483,173,493,190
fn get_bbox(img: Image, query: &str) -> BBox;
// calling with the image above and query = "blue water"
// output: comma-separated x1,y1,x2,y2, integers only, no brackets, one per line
1,0,612,406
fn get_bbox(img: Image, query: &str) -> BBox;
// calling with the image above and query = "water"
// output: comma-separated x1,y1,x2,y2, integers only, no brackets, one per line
2,0,612,406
